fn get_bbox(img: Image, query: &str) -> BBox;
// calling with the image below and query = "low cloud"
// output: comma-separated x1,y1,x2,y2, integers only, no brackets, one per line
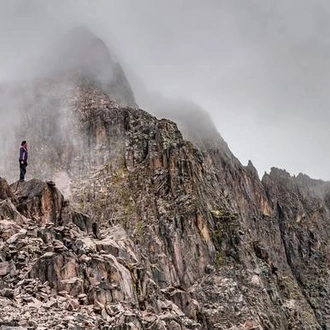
1,0,330,180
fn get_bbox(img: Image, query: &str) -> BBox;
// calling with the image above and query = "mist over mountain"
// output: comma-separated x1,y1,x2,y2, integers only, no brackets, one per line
0,23,233,187
1,0,330,179
0,26,137,186
0,7,330,328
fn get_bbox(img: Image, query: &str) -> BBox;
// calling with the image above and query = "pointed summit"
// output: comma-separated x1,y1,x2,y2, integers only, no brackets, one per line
55,26,112,75
41,26,137,107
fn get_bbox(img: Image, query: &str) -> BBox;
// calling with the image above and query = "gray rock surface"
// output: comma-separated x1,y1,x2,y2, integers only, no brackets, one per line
0,178,199,329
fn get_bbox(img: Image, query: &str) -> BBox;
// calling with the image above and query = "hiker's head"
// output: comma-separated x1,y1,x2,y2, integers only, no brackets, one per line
21,140,27,148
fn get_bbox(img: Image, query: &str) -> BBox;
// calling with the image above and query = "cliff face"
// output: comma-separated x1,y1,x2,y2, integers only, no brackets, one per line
1,30,330,330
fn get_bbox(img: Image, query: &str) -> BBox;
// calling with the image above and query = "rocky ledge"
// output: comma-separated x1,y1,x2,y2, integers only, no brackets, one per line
0,178,200,330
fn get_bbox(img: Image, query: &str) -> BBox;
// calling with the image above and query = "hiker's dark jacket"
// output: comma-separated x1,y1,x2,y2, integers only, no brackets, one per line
19,147,28,166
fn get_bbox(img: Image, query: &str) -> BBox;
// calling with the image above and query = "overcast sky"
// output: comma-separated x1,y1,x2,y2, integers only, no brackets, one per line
1,0,330,180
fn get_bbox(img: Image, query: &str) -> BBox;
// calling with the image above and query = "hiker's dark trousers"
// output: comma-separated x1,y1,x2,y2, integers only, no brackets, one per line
19,163,26,181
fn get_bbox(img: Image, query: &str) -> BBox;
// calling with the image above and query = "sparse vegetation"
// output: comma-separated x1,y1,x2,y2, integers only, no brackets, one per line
214,250,226,272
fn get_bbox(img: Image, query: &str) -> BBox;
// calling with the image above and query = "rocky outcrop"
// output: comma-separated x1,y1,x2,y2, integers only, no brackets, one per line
262,169,330,328
68,94,330,329
0,178,13,201
140,94,233,155
0,179,200,329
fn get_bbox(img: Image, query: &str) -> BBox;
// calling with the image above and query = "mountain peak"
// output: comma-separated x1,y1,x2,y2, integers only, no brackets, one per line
57,26,112,74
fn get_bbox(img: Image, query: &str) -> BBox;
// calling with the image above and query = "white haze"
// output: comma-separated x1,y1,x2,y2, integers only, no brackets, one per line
0,0,330,180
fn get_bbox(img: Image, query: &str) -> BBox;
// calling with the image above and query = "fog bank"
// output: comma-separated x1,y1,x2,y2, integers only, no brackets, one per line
1,0,330,179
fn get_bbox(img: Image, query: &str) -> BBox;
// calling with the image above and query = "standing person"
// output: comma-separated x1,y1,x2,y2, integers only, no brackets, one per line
19,141,28,182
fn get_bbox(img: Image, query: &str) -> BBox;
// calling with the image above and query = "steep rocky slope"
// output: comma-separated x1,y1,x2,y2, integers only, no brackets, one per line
67,94,330,329
0,178,200,329
1,95,330,328
1,29,330,330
